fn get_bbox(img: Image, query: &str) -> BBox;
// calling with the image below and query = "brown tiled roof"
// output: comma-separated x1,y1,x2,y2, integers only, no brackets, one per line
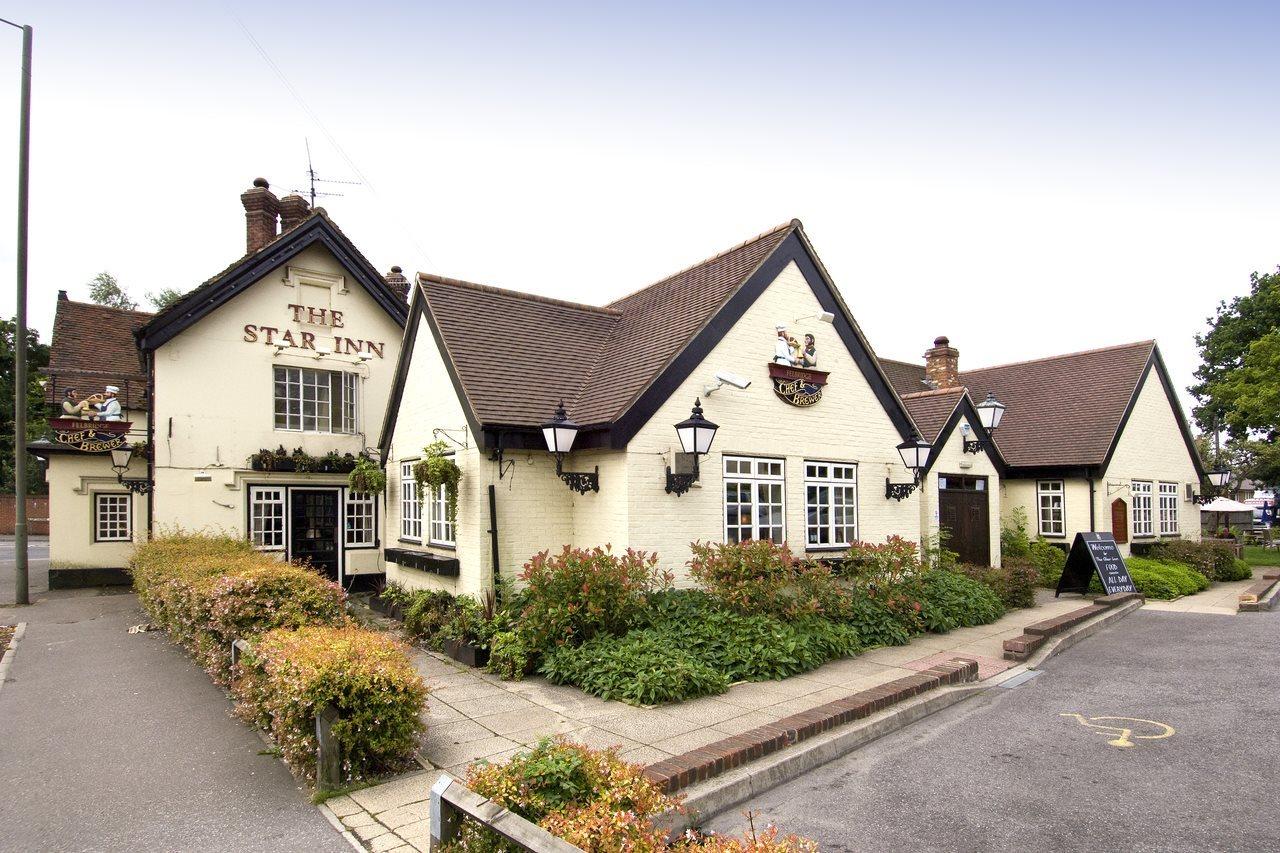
901,388,966,443
880,357,928,397
44,297,152,409
419,222,795,429
960,341,1156,469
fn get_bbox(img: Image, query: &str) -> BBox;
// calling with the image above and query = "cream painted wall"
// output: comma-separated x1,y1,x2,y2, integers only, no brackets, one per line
623,259,920,581
142,243,403,572
919,413,1001,567
1098,367,1202,554
46,451,148,567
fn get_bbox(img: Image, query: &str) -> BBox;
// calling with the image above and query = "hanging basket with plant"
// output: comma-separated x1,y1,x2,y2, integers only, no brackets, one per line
414,440,460,522
348,457,387,494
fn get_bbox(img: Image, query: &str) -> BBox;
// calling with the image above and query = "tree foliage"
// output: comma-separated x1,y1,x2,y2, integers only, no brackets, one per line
88,271,137,310
147,287,185,310
0,318,50,494
1192,268,1280,441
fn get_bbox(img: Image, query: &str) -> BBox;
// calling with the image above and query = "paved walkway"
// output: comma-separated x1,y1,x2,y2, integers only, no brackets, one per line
0,587,350,853
1142,566,1277,616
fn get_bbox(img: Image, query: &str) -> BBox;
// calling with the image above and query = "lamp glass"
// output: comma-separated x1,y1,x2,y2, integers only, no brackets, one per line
896,435,931,470
1208,468,1230,488
976,392,1006,431
111,445,133,470
674,399,719,455
541,403,580,455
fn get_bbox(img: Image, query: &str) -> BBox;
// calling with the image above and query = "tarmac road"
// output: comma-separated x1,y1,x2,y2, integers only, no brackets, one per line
709,607,1280,852
0,536,50,605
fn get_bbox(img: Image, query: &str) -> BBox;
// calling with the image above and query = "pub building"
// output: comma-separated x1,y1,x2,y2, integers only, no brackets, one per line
32,179,409,588
377,220,1005,596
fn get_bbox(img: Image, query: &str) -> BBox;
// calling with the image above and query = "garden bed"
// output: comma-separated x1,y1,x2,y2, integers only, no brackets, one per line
0,625,13,652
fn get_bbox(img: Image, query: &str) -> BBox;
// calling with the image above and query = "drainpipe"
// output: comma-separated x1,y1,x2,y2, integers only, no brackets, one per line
145,350,155,538
1088,474,1096,532
487,484,501,598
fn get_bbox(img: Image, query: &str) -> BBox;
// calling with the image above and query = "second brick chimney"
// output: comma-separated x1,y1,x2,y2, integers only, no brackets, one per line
279,193,310,233
924,335,960,389
240,178,280,254
384,266,410,301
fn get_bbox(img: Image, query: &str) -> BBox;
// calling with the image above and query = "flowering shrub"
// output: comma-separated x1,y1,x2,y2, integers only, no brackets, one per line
687,540,850,619
235,625,427,783
452,738,817,852
1148,539,1251,582
840,536,924,586
131,533,346,683
518,546,671,652
957,561,1039,610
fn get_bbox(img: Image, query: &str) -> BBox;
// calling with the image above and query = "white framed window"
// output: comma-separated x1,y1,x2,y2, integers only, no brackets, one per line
1131,481,1153,537
428,483,456,546
93,493,132,542
724,456,785,544
399,462,422,541
804,461,857,548
345,491,377,547
1158,482,1179,536
249,486,286,549
1037,480,1065,537
273,366,357,433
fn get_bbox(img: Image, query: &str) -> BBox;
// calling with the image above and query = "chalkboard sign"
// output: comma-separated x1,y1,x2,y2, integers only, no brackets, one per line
1056,532,1137,596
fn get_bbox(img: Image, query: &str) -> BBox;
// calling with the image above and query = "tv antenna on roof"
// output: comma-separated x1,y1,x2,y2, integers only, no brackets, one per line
292,138,361,207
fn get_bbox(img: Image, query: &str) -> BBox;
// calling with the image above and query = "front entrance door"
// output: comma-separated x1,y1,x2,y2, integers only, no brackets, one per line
290,489,341,578
938,474,991,566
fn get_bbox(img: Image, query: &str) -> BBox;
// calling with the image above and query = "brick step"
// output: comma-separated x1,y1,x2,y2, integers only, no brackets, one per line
1239,575,1280,611
1001,633,1046,661
642,658,979,794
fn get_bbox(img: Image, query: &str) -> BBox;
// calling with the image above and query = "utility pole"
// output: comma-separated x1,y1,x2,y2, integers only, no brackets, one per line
4,19,32,606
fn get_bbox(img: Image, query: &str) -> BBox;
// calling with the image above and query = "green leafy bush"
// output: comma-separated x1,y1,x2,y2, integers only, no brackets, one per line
401,588,458,647
1148,539,1250,582
1089,557,1210,599
487,630,535,680
131,533,346,683
518,546,670,652
840,536,923,586
235,626,427,783
1028,539,1067,588
541,632,730,705
1225,558,1253,581
688,539,851,619
842,595,916,647
918,570,1005,632
1000,508,1032,560
957,561,1039,610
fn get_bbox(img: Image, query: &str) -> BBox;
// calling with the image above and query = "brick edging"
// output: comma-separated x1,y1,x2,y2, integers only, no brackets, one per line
1239,571,1280,612
642,658,978,794
1002,593,1142,662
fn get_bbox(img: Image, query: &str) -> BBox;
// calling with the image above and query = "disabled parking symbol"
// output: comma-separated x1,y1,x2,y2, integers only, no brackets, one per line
1060,713,1176,749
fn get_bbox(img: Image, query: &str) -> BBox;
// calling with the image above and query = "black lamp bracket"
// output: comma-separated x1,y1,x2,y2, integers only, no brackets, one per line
665,454,702,496
885,470,923,501
118,475,153,495
489,448,515,481
555,455,599,494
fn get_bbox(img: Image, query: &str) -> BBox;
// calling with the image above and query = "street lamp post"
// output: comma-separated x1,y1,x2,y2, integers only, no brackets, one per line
3,18,32,606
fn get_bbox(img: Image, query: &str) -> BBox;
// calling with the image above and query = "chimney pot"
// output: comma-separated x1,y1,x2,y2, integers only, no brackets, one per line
240,178,280,254
58,289,68,301
384,266,410,301
924,335,960,390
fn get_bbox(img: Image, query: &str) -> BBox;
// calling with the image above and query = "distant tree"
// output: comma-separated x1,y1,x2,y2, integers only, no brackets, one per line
147,287,185,310
0,318,50,494
1194,434,1280,493
88,271,137,310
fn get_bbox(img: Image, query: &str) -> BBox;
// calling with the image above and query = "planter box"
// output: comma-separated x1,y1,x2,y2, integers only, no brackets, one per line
369,594,404,621
443,638,490,668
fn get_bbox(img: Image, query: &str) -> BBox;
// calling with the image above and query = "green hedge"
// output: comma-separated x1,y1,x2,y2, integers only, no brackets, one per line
957,561,1039,609
131,533,347,683
919,570,1005,632
1148,540,1251,582
236,626,427,783
1090,557,1210,600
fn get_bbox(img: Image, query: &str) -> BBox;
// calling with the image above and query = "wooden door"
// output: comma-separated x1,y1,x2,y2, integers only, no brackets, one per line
939,475,991,566
1111,499,1129,544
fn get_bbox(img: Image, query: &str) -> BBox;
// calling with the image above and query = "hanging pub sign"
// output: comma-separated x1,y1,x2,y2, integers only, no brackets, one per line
49,418,130,453
1056,532,1137,597
769,323,829,407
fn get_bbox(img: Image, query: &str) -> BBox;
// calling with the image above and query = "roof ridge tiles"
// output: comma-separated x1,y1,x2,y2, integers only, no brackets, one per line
56,298,154,319
962,340,1156,375
901,387,967,399
417,273,623,317
604,219,798,309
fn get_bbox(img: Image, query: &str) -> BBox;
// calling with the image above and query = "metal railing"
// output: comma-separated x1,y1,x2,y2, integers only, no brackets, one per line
429,775,583,852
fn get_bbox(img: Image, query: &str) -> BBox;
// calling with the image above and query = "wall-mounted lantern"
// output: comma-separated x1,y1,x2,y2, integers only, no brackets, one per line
110,444,153,494
965,392,1006,454
886,431,931,500
666,398,719,496
1191,467,1231,505
541,401,599,494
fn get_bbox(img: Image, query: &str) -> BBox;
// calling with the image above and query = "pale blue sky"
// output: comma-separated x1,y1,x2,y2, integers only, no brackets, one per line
1,2,1277,413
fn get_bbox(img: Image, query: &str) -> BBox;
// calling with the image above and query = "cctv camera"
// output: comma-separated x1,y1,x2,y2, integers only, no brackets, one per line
357,352,374,362
714,371,752,390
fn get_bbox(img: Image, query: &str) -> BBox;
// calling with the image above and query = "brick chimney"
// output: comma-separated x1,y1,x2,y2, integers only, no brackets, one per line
384,265,410,301
924,335,960,389
278,193,310,233
240,178,280,254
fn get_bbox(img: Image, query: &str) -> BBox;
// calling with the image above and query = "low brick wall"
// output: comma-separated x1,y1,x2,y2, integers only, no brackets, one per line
0,495,49,536
1002,592,1142,662
1238,571,1280,612
643,659,979,794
